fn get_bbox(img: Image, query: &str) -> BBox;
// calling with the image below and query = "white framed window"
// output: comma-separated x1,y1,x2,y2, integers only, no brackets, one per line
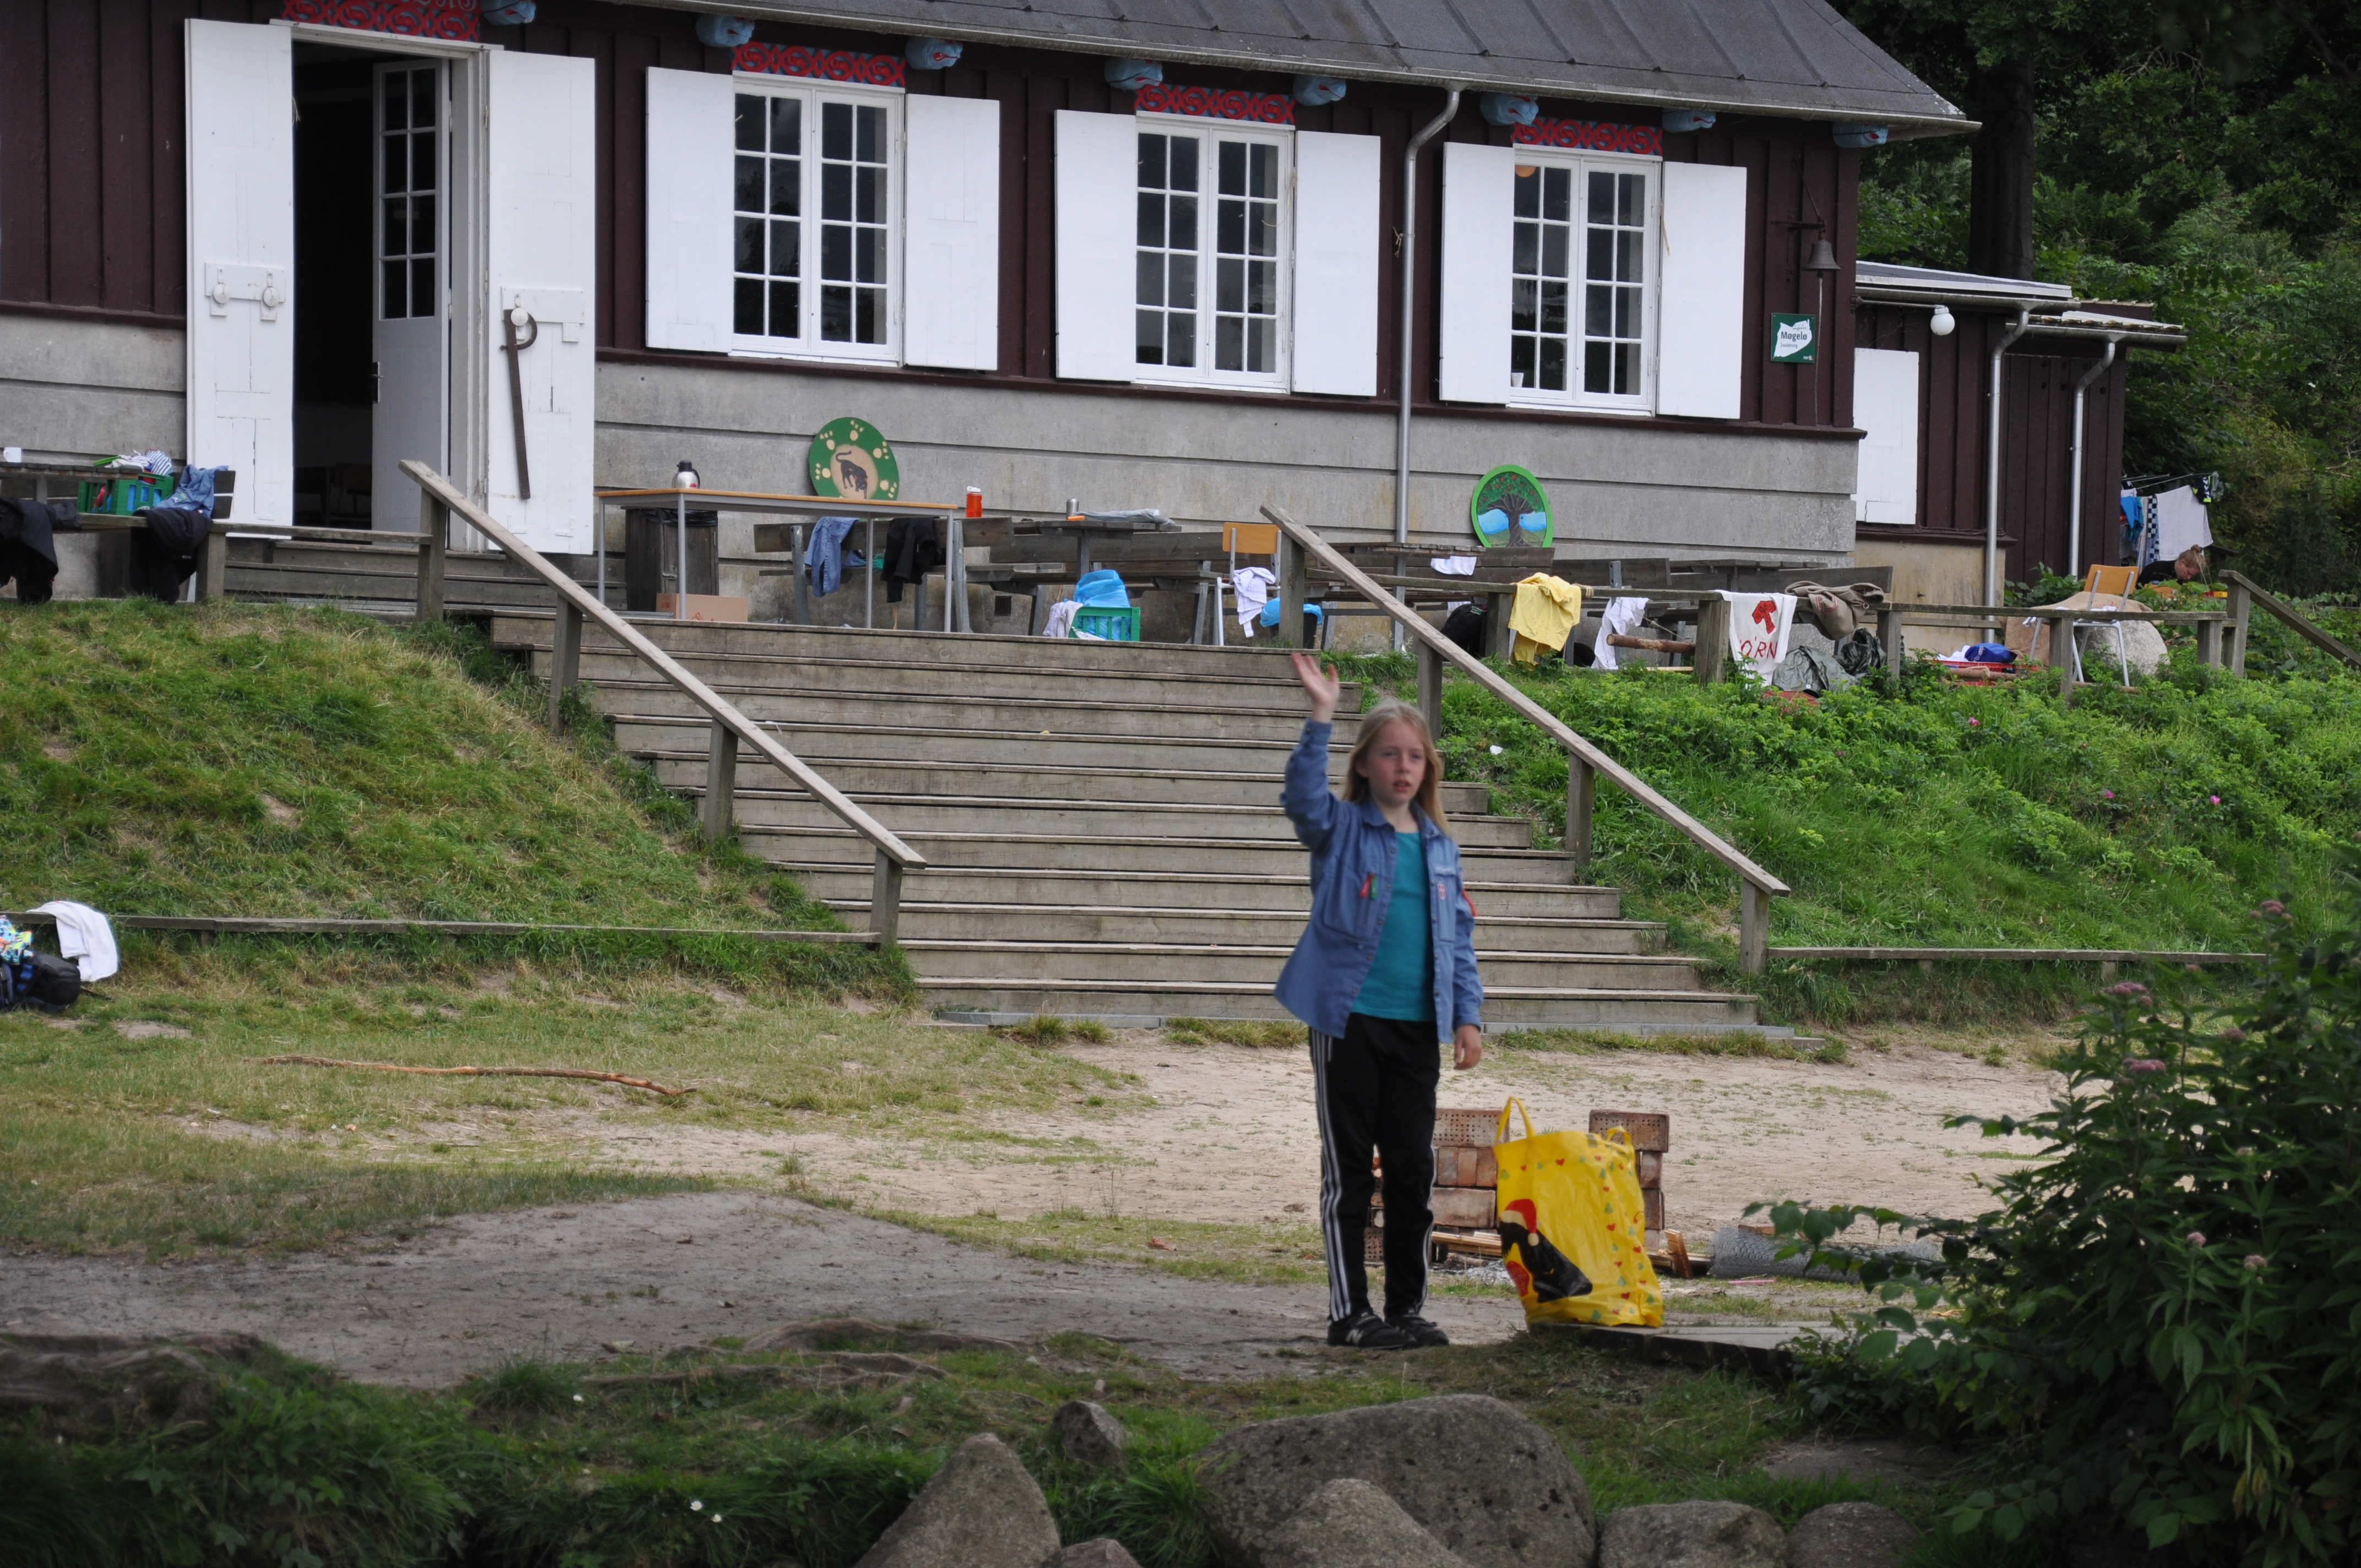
1133,116,1290,389
1507,153,1655,411
731,79,899,362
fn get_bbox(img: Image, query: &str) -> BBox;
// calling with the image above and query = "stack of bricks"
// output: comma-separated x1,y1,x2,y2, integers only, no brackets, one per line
1587,1109,1671,1234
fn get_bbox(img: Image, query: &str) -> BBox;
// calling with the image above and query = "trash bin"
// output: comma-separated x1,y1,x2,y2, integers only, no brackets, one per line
624,507,718,613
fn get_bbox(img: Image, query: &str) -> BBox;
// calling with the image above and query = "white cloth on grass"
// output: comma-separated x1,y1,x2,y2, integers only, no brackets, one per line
1591,595,1649,671
1717,591,1796,683
34,900,118,982
2152,485,2213,559
1232,566,1276,635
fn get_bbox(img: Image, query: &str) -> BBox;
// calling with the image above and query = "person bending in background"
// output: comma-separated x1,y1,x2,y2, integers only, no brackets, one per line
2137,545,2207,587
1276,653,1484,1351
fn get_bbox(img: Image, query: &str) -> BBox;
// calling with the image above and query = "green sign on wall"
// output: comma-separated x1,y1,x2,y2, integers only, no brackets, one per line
1769,313,1819,364
807,417,901,502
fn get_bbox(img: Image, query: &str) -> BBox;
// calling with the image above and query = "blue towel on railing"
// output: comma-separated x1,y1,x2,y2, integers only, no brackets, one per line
806,516,856,596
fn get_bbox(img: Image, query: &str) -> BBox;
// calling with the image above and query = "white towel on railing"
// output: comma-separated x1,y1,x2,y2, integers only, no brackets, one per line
1591,595,1649,671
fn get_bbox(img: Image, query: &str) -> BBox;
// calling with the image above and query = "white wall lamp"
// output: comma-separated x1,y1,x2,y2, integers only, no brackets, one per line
1929,304,1956,336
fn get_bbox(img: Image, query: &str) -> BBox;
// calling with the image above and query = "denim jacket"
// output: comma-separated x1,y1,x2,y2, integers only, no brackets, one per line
1272,720,1483,1042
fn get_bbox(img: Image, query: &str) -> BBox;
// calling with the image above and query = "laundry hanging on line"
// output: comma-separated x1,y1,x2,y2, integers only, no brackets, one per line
1590,595,1649,671
1717,591,1796,683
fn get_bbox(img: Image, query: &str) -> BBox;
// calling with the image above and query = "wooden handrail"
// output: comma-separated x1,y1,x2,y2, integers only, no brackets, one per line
1260,504,1787,973
401,464,926,940
2222,570,2361,671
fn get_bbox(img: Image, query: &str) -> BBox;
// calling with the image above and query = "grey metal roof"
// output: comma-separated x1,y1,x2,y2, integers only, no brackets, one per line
704,0,1971,134
1856,263,2184,346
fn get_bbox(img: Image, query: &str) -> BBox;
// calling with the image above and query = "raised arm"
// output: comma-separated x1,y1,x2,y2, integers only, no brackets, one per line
1281,652,1343,849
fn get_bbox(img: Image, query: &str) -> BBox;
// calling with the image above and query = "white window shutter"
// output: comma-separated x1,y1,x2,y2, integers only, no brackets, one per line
1437,140,1514,405
1054,109,1138,381
1290,130,1380,396
1656,161,1748,419
644,67,733,353
1852,347,1921,524
905,95,1002,371
184,19,295,527
486,50,599,554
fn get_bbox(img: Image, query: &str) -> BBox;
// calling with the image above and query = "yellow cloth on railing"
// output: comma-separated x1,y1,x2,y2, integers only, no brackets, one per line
1508,575,1584,664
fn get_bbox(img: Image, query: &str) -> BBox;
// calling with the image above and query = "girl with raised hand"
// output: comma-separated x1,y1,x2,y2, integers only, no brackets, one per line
1276,652,1484,1351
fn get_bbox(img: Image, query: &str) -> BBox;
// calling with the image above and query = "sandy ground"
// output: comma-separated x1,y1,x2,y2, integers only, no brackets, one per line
557,1035,2062,1239
0,1191,1515,1385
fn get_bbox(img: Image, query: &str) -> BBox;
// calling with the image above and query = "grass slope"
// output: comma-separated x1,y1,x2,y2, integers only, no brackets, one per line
1339,643,2361,1022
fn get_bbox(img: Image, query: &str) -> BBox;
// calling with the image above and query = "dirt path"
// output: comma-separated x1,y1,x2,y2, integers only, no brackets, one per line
0,1191,1519,1386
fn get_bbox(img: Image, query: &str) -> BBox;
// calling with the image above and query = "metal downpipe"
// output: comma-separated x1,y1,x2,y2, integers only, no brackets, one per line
1391,88,1461,647
1984,307,2032,606
2066,339,2118,580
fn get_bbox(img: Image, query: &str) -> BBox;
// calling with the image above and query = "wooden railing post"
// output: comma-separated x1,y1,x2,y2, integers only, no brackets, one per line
1739,879,1770,976
1276,530,1307,647
2226,579,2251,676
1486,591,1514,659
1566,756,1594,877
1875,606,1903,679
1416,640,1444,741
415,492,447,622
548,597,583,733
870,850,904,944
1693,597,1730,684
700,719,738,843
2196,614,2223,668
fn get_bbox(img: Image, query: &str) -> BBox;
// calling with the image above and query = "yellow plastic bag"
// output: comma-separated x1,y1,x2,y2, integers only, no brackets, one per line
1493,1098,1663,1327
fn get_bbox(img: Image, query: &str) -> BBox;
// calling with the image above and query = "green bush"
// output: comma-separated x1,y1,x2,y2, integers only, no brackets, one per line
1769,849,2361,1564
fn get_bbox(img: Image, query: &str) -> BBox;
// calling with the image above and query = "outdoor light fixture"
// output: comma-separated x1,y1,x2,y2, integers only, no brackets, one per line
1929,304,1957,336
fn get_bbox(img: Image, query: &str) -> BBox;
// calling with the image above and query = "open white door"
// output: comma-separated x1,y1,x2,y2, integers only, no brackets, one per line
485,49,597,553
185,19,295,526
374,59,451,531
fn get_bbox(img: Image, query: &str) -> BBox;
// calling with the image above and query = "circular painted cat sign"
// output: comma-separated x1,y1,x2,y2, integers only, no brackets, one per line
1470,464,1552,548
807,417,901,503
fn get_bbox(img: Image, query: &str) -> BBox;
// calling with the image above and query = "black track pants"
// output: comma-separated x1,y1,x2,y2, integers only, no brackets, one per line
1310,1013,1439,1322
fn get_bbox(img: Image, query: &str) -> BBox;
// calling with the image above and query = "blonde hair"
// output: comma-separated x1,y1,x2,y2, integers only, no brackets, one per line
1342,699,1448,827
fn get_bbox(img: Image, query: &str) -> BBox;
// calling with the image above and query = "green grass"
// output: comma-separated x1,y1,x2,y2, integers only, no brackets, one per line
1330,642,2361,1023
0,1323,1949,1568
0,598,907,995
1493,1026,1849,1064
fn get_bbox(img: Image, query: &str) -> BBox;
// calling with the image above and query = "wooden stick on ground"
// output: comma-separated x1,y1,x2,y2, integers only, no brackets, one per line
252,1054,687,1096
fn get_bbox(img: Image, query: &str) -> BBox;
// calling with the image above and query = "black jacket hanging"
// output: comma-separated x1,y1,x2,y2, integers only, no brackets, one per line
882,518,944,605
128,506,212,601
0,497,69,606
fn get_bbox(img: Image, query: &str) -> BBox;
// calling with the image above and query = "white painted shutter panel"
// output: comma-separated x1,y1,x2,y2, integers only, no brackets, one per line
1656,161,1749,418
486,49,598,554
1437,140,1514,405
184,19,294,527
1290,130,1380,396
905,95,1002,371
1852,347,1921,524
644,67,733,353
1054,109,1137,381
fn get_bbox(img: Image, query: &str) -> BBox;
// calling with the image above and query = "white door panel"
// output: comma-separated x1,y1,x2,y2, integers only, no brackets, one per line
485,49,597,553
1437,140,1514,405
185,20,295,525
1290,129,1379,397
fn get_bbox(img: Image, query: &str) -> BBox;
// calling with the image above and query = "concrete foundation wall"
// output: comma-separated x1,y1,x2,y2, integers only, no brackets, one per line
0,314,185,462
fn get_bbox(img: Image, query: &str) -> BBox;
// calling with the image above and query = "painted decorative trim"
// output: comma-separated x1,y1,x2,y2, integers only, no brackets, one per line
732,42,906,88
1133,83,1294,125
1513,118,1665,157
281,0,480,41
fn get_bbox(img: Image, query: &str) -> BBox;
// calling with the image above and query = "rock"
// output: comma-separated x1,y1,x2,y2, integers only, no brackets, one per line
1051,1542,1144,1568
2078,618,2169,679
746,1316,1024,1355
1787,1504,1917,1568
1053,1399,1128,1468
1262,1479,1475,1568
1600,1501,1786,1568
0,1332,268,1436
854,1433,1060,1568
1198,1393,1591,1568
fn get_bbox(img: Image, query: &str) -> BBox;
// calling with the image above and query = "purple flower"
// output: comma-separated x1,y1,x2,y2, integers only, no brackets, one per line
2123,1058,2167,1075
2106,982,2150,998
2187,1231,2208,1247
2208,794,2222,805
2255,901,2285,918
2243,1254,2268,1271
2102,789,2116,799
1968,717,1981,728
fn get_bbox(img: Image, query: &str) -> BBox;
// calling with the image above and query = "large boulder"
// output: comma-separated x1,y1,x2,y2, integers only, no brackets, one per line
1786,1504,1917,1568
2079,619,2169,679
1262,1479,1477,1568
1599,1502,1785,1568
1198,1393,1592,1568
855,1433,1061,1568
1053,1399,1128,1468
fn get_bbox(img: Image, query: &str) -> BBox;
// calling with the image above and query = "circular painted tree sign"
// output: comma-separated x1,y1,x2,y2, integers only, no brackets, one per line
807,417,901,503
1470,464,1552,548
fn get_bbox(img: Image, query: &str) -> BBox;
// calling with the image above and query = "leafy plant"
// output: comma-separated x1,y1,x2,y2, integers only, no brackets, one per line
1765,850,2361,1564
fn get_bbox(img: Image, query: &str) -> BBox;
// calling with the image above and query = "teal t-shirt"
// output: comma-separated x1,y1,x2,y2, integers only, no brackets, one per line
1352,831,1434,1022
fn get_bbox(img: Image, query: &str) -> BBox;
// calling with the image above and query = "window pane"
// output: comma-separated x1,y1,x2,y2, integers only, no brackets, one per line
1137,252,1164,307
1250,143,1274,199
1539,279,1566,334
1614,341,1637,394
736,217,764,273
1167,313,1195,366
822,101,851,161
1617,230,1641,282
1542,225,1568,276
1138,134,1166,189
1618,173,1641,226
1541,336,1567,391
1249,202,1276,257
822,162,850,221
1248,316,1271,373
1169,137,1198,190
857,286,882,343
736,95,764,151
1217,255,1242,314
856,227,884,284
382,260,406,319
1585,339,1611,393
1168,194,1197,251
384,78,407,131
1168,254,1196,308
1588,171,1613,222
770,159,799,216
820,224,850,281
1248,259,1274,314
1510,335,1535,388
1513,221,1538,276
770,280,798,336
384,135,406,195
1215,313,1242,371
384,197,410,257
413,131,436,192
821,282,851,340
1514,167,1539,219
1615,285,1637,336
1217,198,1244,255
1545,167,1571,221
736,155,764,212
770,96,801,154
735,276,764,334
1586,228,1613,281
771,220,800,276
411,193,434,252
1218,140,1245,196
1136,308,1165,364
857,166,883,225
410,256,435,317
857,105,883,164
1511,277,1537,332
1586,283,1612,336
1138,192,1164,247
412,71,436,129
